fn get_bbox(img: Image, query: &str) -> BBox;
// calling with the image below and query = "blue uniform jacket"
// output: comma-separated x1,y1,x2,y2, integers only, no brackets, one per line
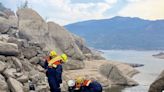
81,81,102,92
44,60,63,83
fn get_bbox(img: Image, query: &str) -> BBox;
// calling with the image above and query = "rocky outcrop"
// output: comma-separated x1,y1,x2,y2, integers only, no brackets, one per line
63,60,139,91
72,34,91,54
0,19,49,92
17,8,48,41
16,8,89,69
47,22,84,60
149,53,164,92
100,62,139,86
16,8,103,62
153,52,164,59
72,34,105,60
148,70,164,92
0,4,138,92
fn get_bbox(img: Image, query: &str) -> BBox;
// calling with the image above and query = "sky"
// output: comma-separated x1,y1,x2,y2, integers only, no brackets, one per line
1,0,164,25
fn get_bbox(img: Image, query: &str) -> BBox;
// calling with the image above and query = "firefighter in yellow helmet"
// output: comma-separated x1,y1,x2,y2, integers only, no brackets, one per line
44,51,68,92
61,54,68,63
49,51,57,58
68,76,102,92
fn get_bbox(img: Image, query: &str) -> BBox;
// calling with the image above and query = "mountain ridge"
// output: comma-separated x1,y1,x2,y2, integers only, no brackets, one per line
65,16,164,50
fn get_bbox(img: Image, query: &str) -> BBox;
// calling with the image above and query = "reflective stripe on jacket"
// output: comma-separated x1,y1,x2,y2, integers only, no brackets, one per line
83,80,92,86
46,56,62,68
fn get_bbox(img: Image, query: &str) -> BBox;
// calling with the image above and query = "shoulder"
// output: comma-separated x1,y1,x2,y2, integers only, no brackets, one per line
56,64,63,69
83,80,92,86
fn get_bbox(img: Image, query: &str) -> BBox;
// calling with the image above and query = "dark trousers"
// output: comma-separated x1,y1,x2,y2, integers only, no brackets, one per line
46,69,61,92
48,76,61,92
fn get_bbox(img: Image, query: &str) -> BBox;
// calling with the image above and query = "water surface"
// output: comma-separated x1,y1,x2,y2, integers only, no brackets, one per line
101,50,164,92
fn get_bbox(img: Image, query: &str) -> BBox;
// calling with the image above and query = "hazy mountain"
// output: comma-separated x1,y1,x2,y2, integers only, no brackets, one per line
65,16,164,50
0,2,7,11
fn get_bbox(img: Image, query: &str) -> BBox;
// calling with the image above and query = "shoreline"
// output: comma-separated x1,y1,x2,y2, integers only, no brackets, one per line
101,50,164,92
62,60,139,92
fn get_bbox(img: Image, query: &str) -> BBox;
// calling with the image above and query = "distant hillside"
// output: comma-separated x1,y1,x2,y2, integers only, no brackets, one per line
65,16,164,50
0,2,7,11
0,2,14,18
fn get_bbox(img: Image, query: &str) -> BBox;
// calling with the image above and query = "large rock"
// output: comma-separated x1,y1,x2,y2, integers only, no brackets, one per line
16,8,85,60
17,8,48,41
100,61,139,86
0,61,6,73
63,60,138,90
36,65,44,72
29,70,46,84
72,34,91,54
3,68,16,78
0,17,10,34
63,60,111,90
11,57,23,72
108,62,140,78
8,15,18,28
0,16,17,34
36,85,49,92
63,59,85,70
7,77,24,92
47,22,84,60
29,56,40,64
17,74,29,83
28,41,45,50
0,41,19,56
21,59,34,71
22,47,37,59
6,56,15,68
100,63,138,86
84,53,105,61
72,34,105,60
0,23,10,34
16,8,61,57
7,37,24,48
0,34,10,42
0,74,8,92
16,8,88,69
7,28,18,37
148,70,164,92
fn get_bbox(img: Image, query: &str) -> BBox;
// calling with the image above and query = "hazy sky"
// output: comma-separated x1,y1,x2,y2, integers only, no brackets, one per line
1,0,164,25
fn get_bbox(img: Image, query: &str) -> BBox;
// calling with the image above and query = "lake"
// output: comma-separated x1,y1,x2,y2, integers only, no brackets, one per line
101,50,164,92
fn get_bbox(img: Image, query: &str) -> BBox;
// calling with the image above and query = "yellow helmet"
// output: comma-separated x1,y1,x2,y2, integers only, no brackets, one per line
75,76,84,84
61,54,68,63
49,51,57,57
